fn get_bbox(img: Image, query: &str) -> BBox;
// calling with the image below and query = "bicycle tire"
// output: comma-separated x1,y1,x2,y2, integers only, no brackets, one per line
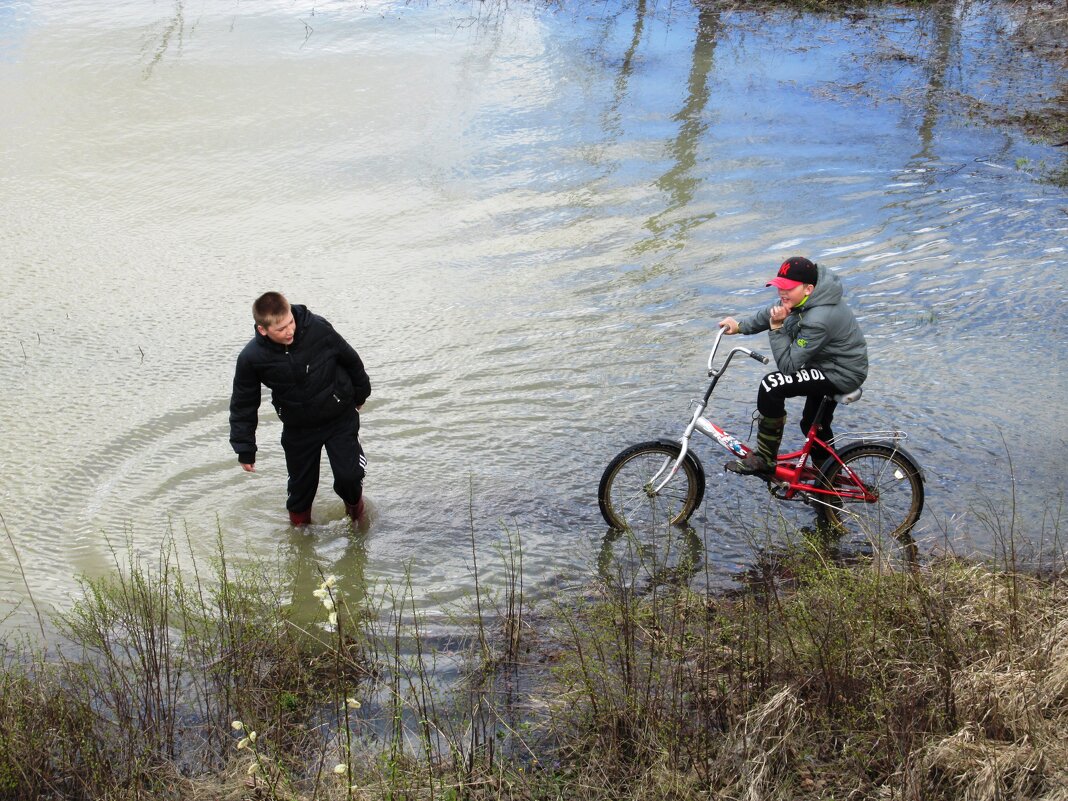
820,443,924,542
598,441,705,531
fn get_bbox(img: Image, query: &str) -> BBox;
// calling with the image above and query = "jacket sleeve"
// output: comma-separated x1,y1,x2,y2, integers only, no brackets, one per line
737,305,773,335
335,332,372,407
229,350,261,463
767,311,831,375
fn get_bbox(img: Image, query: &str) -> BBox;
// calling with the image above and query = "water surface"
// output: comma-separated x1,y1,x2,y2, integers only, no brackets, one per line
1,0,1066,634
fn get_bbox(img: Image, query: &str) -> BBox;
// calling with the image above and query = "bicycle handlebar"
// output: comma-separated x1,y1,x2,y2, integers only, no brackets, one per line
706,325,771,376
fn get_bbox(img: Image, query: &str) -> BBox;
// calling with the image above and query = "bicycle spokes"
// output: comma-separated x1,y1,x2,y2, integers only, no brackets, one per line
598,442,704,531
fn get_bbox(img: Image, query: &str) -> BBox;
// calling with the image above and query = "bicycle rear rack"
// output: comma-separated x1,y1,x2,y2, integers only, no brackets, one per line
830,430,908,447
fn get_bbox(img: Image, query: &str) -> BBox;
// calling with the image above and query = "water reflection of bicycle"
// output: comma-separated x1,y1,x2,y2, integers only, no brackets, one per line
597,525,702,591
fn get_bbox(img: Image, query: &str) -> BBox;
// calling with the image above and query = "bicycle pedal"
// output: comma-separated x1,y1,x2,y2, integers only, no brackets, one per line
765,478,790,496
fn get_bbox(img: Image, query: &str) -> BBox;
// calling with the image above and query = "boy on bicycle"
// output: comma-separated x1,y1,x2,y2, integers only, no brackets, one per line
717,256,868,476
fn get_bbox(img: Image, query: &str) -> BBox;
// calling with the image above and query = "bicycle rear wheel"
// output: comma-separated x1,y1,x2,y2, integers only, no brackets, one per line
820,444,924,543
598,441,704,531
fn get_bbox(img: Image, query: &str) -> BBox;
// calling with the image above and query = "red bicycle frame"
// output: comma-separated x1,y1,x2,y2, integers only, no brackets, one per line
652,328,874,508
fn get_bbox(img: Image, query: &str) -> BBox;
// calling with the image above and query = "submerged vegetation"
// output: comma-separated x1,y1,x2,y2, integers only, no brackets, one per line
0,512,1065,800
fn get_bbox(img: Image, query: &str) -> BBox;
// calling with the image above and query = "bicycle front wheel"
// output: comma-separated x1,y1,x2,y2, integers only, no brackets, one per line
821,444,924,542
598,441,704,531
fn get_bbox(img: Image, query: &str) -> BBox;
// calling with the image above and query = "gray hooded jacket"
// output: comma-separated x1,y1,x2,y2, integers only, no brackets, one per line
737,264,868,392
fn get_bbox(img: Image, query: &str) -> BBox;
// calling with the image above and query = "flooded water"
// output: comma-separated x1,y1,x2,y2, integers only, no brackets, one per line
2,0,1066,635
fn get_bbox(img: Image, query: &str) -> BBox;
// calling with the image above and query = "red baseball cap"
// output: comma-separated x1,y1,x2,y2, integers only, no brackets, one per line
766,256,818,290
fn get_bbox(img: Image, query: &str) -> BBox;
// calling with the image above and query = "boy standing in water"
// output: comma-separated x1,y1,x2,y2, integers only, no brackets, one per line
717,257,868,475
229,292,372,527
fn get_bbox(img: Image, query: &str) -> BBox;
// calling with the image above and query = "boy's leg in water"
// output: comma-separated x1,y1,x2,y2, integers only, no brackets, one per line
324,411,366,522
282,424,325,525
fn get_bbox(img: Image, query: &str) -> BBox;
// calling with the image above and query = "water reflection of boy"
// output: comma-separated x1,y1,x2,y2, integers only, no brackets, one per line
716,257,868,475
229,292,372,527
285,530,369,629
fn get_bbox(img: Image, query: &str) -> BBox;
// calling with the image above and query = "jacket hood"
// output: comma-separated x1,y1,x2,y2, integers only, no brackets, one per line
804,265,843,308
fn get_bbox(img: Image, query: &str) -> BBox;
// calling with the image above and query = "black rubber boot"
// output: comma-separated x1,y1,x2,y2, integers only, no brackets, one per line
726,415,786,476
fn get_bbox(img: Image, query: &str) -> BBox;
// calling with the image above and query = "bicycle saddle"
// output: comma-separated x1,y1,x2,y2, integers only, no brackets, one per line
833,387,863,404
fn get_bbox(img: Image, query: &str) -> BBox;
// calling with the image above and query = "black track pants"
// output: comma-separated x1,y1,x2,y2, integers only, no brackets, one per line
756,368,841,462
281,411,365,514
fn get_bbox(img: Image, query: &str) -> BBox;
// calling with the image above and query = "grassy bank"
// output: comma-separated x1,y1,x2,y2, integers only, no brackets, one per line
540,528,1068,800
0,518,1065,800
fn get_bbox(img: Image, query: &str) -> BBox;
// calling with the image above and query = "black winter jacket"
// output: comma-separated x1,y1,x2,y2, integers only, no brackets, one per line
229,305,371,464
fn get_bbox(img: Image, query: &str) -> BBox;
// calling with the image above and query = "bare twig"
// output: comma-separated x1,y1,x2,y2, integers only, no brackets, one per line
0,510,47,640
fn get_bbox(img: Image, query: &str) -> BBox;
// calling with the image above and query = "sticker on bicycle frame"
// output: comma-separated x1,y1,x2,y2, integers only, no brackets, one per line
709,422,747,456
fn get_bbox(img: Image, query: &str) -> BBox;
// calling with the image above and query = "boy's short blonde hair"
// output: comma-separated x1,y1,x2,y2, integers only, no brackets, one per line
253,292,291,329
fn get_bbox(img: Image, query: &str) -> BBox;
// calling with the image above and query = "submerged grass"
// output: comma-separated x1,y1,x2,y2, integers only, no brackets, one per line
0,502,1065,800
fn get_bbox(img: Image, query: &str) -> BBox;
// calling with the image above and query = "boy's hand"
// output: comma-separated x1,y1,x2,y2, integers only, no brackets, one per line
769,302,789,329
718,317,740,335
241,463,256,473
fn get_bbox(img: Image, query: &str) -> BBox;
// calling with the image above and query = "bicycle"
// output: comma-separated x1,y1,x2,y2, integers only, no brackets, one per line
598,327,925,544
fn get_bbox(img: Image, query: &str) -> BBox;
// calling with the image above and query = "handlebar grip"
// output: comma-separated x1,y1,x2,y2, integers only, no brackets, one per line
750,350,770,365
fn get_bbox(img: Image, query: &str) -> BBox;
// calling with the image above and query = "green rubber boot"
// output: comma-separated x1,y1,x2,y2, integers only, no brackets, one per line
726,415,786,476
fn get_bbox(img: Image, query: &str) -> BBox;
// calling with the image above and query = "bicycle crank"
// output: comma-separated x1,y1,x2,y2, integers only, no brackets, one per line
765,478,792,498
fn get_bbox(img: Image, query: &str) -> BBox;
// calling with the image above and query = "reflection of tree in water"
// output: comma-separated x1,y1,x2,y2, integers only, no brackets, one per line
913,3,959,159
600,0,647,137
882,1,963,193
889,3,1063,178
637,6,721,255
143,1,186,79
594,3,722,261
